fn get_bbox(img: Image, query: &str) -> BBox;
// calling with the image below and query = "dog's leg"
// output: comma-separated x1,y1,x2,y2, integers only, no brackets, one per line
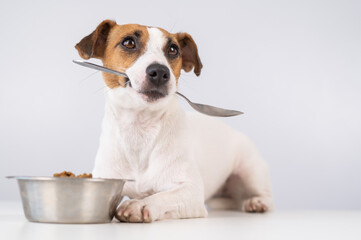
115,183,207,223
226,136,274,213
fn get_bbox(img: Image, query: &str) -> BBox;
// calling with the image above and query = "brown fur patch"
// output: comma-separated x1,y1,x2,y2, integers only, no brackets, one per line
75,20,116,60
158,28,183,84
76,21,201,89
175,33,203,76
75,22,149,89
158,28,202,82
102,24,149,88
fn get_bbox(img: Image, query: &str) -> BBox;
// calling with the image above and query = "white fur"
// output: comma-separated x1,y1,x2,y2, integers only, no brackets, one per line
93,27,273,222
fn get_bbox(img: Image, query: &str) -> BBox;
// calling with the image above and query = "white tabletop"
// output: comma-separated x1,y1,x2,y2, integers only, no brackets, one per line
1,201,360,240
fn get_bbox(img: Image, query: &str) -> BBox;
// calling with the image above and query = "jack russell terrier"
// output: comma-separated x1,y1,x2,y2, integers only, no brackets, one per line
75,20,273,223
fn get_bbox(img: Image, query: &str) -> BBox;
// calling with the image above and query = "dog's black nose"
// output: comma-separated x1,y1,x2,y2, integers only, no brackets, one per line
146,64,170,86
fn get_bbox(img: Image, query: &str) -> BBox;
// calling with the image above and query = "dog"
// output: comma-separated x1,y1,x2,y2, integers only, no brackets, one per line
75,20,273,223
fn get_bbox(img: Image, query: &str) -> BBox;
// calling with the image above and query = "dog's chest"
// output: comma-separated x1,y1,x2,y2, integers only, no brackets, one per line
119,120,160,166
114,120,163,198
101,104,180,198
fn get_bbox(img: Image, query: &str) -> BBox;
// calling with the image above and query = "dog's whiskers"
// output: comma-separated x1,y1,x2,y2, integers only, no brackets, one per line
92,85,107,95
79,70,100,84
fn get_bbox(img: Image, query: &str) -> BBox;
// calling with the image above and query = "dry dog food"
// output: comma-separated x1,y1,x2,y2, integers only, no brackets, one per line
53,171,92,178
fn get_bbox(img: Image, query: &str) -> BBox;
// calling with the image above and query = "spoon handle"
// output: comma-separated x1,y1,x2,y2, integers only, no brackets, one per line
73,60,243,117
73,60,128,78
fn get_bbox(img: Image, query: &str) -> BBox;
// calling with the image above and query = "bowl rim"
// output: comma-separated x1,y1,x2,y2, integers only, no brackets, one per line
6,176,134,182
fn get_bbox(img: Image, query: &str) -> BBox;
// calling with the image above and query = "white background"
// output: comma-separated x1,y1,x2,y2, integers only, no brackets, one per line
0,0,360,210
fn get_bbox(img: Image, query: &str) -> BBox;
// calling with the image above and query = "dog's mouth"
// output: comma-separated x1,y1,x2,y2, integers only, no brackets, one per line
126,79,167,102
138,90,166,102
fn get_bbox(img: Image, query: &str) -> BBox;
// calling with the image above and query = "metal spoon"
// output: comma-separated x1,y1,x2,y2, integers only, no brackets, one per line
73,60,243,117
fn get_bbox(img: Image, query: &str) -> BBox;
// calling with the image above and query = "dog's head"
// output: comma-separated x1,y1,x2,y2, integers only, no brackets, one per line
75,20,202,106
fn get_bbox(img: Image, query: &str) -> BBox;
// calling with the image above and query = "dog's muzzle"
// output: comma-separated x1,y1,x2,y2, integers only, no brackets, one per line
126,63,170,102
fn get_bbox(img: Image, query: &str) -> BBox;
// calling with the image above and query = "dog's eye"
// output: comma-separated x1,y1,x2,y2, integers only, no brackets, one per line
122,37,136,49
168,44,179,57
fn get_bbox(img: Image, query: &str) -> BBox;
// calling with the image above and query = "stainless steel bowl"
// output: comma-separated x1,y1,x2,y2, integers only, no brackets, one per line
7,176,128,224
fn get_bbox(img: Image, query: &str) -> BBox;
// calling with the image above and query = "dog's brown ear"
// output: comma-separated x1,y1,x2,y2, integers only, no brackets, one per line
176,33,203,76
75,20,116,60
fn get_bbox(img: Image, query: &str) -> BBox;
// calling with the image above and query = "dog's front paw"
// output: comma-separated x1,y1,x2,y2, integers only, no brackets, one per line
115,199,154,223
241,196,273,213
